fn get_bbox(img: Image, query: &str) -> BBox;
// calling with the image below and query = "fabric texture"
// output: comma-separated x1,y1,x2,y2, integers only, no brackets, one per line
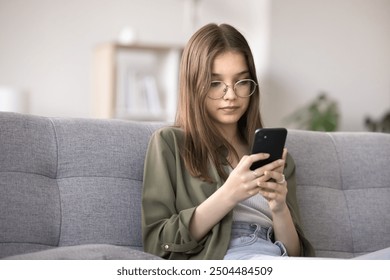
286,130,390,258
0,112,162,259
3,244,160,260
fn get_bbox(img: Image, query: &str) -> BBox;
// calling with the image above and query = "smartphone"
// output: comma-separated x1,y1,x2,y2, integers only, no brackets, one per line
250,128,288,170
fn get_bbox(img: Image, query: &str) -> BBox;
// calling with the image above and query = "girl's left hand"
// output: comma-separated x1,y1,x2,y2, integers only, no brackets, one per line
256,148,288,213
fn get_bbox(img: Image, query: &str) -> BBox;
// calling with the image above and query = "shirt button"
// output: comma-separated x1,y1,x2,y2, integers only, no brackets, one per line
164,244,170,250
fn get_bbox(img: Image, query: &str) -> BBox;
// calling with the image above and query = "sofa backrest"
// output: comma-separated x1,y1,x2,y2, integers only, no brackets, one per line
1,112,390,259
286,130,390,258
0,112,162,258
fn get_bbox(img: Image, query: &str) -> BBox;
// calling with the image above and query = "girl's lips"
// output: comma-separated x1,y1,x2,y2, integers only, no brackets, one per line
220,106,239,111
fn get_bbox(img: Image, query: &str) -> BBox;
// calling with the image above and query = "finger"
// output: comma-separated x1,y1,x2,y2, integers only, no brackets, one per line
258,180,287,199
252,169,262,179
257,172,287,192
255,159,285,180
264,170,286,183
257,179,279,192
277,174,286,184
257,170,272,182
275,148,287,173
245,153,270,171
250,153,270,163
282,148,287,161
259,188,277,200
246,181,264,196
238,153,269,171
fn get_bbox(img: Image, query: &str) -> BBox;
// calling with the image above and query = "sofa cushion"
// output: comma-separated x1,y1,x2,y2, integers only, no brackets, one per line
57,177,142,246
0,114,61,258
3,244,161,260
335,134,390,254
287,130,390,258
0,112,163,259
50,118,162,248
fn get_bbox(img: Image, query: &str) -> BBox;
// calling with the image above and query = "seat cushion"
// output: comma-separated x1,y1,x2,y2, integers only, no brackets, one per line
3,244,161,260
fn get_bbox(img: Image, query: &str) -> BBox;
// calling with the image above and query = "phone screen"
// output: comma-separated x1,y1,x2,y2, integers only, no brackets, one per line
250,128,287,170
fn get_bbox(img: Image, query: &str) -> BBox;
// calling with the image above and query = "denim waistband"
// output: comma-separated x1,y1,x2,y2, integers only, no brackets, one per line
231,222,274,241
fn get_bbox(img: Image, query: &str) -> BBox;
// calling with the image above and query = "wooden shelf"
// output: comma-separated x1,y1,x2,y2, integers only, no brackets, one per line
91,43,182,121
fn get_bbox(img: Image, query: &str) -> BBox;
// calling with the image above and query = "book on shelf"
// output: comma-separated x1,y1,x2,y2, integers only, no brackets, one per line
140,74,162,115
116,66,163,119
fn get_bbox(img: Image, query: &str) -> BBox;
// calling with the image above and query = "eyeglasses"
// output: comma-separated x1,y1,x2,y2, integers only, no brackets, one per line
207,79,257,99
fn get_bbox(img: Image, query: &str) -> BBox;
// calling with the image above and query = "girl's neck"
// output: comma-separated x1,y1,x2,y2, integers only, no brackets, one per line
218,124,239,144
218,125,249,168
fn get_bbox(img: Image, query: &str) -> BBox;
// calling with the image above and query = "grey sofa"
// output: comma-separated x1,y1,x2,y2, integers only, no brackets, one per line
1,112,389,259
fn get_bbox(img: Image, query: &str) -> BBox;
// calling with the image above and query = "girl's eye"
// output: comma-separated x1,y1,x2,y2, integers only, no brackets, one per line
236,80,249,86
210,81,223,88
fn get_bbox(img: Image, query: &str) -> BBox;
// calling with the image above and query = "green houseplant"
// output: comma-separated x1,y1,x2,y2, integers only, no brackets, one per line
284,93,340,132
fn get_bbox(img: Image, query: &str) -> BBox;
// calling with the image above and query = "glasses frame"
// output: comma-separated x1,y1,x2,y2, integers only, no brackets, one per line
207,79,258,100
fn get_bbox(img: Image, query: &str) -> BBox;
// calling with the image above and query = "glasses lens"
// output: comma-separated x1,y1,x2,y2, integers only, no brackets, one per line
235,79,256,97
208,81,226,99
207,79,257,99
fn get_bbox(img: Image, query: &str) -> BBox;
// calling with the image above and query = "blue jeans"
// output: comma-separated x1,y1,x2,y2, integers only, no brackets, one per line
224,222,288,260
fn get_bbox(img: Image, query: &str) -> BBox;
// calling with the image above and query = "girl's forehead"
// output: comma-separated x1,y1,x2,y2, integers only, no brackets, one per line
211,51,248,77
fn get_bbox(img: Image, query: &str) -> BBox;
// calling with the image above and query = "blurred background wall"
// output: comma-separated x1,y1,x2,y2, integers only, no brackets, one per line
0,0,389,131
264,0,390,131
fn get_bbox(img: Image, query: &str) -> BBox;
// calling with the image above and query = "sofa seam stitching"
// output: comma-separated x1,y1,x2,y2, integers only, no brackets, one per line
297,183,389,190
327,132,356,254
0,171,143,182
56,176,141,180
48,117,62,247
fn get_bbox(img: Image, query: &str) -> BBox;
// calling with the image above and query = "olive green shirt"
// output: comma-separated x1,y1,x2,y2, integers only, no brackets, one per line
142,126,315,259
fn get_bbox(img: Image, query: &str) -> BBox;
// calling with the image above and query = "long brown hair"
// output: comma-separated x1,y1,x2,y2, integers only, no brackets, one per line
175,23,263,182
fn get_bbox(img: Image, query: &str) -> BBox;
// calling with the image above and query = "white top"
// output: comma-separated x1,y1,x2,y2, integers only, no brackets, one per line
233,194,273,228
225,165,273,227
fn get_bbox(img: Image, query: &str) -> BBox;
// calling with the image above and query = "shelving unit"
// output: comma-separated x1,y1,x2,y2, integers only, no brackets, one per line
92,43,182,121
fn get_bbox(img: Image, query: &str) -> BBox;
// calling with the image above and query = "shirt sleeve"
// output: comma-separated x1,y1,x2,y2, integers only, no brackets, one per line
141,128,206,259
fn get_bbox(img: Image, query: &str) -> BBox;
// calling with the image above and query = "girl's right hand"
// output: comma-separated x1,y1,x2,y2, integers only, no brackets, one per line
189,152,285,242
222,153,285,205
